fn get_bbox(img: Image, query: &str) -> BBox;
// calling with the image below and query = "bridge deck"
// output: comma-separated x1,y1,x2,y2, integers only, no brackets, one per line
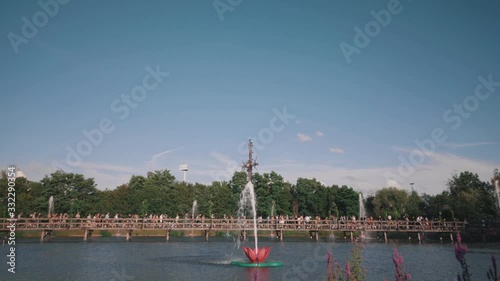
0,218,465,233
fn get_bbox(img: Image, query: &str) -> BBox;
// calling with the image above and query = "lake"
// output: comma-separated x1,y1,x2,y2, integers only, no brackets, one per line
1,236,499,280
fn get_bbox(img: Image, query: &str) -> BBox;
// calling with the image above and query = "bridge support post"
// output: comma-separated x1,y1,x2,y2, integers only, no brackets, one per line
408,233,411,241
126,230,133,241
279,230,283,241
166,230,170,241
450,232,454,243
417,232,421,243
205,230,209,241
83,229,93,241
40,230,52,242
384,232,387,243
350,231,353,242
315,231,319,241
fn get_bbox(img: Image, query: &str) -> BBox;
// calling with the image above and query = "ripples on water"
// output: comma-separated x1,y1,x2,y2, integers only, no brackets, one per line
1,236,499,281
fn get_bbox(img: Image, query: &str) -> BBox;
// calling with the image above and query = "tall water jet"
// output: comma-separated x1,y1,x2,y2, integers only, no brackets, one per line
358,193,367,239
359,193,366,219
191,200,198,220
239,181,259,254
48,196,54,216
190,200,197,236
495,180,500,209
270,200,275,218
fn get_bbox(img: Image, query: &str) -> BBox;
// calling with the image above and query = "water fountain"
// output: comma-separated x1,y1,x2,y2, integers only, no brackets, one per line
190,200,197,237
270,200,275,218
269,200,276,238
230,139,283,267
359,193,366,219
48,196,54,216
495,180,500,209
359,193,366,239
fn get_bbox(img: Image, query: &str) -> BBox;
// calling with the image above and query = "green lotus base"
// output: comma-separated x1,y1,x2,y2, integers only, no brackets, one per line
230,261,284,267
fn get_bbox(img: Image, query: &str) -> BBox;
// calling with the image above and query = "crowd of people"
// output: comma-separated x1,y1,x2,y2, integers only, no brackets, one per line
12,212,464,232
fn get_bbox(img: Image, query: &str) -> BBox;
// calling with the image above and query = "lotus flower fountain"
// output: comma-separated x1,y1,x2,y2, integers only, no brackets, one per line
231,139,283,267
241,245,272,263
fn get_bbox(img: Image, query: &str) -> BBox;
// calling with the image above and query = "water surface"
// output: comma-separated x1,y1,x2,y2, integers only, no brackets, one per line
1,236,498,280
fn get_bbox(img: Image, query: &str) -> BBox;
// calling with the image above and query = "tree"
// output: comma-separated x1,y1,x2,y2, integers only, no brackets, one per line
372,187,409,219
210,181,237,217
230,171,248,195
406,190,425,219
447,171,497,221
40,171,99,216
295,178,325,216
335,185,359,218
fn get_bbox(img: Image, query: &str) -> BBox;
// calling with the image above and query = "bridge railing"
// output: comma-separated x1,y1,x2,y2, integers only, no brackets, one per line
0,218,465,232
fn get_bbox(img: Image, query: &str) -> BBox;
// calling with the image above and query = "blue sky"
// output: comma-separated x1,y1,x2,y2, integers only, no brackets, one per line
1,0,499,194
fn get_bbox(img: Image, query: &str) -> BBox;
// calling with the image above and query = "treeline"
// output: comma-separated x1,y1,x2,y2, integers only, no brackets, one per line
1,169,499,222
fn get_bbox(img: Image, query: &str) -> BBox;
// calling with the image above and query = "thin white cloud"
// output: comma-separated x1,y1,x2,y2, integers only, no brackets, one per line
260,150,499,195
78,162,143,174
297,133,312,142
316,131,324,137
329,147,344,154
7,161,142,190
295,120,303,125
148,147,183,165
442,141,500,149
211,151,235,165
83,169,132,189
8,146,498,194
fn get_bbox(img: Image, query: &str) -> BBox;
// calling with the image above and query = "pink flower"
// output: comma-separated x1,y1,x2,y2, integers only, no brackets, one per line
393,248,411,281
454,233,468,264
345,262,351,278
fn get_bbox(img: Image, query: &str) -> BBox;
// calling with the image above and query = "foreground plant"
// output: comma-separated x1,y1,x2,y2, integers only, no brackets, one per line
391,248,411,281
326,234,496,280
487,255,499,281
327,252,344,281
326,241,366,281
455,233,471,281
348,241,367,281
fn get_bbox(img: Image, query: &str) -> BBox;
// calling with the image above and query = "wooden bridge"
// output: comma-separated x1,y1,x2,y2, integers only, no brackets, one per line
0,218,466,243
